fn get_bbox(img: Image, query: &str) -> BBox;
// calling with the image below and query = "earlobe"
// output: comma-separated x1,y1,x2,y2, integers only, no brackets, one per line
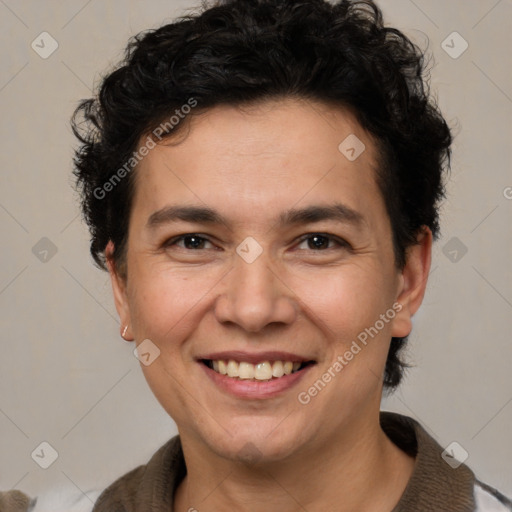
391,227,432,338
120,324,133,342
105,241,134,341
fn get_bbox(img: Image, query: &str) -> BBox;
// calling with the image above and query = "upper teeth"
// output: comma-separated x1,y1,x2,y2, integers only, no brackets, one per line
211,360,301,380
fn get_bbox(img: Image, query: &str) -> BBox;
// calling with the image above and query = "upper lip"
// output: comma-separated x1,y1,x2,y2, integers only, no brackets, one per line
196,351,315,365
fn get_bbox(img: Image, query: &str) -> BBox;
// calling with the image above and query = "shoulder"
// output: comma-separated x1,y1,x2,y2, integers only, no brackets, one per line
380,411,512,511
0,488,102,512
92,434,184,512
92,463,147,512
0,490,34,511
474,480,512,511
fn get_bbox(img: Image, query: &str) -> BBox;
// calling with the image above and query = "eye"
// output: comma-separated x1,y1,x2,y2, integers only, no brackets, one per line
295,233,351,251
164,234,215,250
163,233,351,253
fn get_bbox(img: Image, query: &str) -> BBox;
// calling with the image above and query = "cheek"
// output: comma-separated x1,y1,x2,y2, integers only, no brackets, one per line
126,269,210,424
127,265,210,344
293,262,394,341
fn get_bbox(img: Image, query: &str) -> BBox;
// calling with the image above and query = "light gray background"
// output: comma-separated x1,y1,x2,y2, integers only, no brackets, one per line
1,0,511,503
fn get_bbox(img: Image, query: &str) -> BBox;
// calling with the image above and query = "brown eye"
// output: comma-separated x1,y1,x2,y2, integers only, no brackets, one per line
164,234,214,250
296,233,350,251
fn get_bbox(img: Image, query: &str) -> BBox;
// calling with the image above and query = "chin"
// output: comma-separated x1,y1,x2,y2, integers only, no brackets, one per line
201,416,311,465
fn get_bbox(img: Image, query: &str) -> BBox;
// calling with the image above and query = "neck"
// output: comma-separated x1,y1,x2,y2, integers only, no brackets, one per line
174,411,415,512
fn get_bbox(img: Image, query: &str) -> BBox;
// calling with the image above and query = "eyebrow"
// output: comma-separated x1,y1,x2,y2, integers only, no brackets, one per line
147,203,365,230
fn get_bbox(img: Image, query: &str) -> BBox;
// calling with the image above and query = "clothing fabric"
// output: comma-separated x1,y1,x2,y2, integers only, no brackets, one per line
2,412,510,511
0,488,102,512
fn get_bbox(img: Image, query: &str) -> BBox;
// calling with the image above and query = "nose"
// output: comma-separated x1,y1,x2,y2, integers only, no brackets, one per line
213,248,298,333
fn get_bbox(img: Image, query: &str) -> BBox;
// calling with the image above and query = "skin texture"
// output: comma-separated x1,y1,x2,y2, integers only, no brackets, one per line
107,98,432,511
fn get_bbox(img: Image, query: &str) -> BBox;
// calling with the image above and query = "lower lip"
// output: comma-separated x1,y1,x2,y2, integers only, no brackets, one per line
199,362,315,399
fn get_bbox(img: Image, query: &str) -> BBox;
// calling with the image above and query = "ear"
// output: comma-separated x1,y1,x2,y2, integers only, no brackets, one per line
106,241,134,341
391,226,432,338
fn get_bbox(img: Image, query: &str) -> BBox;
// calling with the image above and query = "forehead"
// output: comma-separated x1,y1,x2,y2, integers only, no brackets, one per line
131,98,387,233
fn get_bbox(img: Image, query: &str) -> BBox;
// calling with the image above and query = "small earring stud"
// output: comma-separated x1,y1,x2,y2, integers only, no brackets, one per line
121,325,128,338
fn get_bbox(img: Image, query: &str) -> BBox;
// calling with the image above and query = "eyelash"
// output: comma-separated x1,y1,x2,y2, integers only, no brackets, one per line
163,233,351,252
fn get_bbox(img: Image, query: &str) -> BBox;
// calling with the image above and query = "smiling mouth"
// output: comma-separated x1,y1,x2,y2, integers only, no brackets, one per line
200,359,316,381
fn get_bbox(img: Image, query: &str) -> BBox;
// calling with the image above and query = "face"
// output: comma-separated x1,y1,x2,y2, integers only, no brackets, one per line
109,98,430,463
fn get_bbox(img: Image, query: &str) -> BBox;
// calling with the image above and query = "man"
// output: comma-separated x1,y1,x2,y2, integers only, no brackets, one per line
3,0,509,510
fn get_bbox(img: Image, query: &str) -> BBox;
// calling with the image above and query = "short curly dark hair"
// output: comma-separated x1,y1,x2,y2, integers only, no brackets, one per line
71,0,452,390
